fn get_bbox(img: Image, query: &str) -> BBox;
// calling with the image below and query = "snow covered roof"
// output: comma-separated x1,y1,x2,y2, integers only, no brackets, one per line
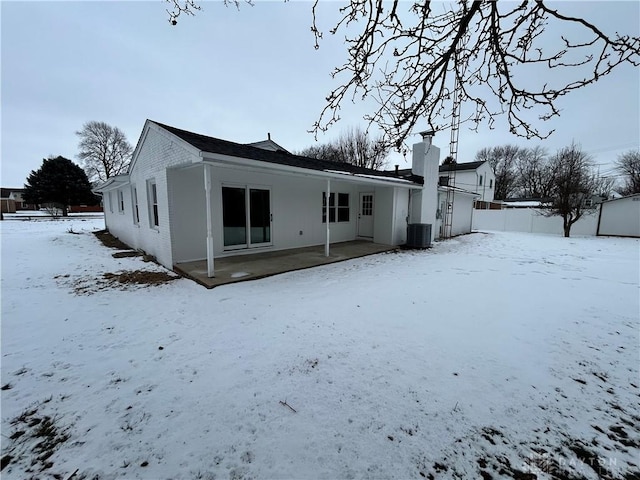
599,192,640,204
502,200,545,207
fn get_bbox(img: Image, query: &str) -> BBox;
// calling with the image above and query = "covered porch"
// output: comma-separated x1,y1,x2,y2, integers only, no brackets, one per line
174,240,396,288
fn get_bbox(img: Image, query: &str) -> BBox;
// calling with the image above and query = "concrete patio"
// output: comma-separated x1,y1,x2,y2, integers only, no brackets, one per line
174,240,397,288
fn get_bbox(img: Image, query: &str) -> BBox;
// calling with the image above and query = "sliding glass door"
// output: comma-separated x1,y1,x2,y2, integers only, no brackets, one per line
222,186,271,249
249,188,271,245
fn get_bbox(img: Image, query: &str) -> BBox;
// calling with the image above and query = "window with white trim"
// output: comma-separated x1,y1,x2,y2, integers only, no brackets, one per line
322,192,349,223
108,191,114,213
479,175,484,186
131,185,139,225
118,190,125,213
147,180,159,228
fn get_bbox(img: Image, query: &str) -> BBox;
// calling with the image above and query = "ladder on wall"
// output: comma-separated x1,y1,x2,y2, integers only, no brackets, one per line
442,74,462,240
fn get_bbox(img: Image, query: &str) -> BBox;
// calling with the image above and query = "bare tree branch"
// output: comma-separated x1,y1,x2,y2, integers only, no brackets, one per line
165,1,639,153
543,143,600,237
166,0,253,25
615,149,640,195
309,1,639,152
297,125,389,170
76,121,133,184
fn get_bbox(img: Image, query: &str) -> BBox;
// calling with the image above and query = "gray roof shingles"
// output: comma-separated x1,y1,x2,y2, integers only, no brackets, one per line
153,121,421,184
438,161,485,173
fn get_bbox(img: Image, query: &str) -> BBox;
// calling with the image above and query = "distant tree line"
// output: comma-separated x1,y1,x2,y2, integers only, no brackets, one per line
474,144,635,201
475,143,639,237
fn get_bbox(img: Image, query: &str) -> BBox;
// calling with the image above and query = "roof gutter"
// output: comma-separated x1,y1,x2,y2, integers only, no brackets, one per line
198,151,422,188
93,175,131,193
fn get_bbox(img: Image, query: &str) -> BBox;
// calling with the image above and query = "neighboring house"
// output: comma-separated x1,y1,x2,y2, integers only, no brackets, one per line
97,120,467,277
68,204,103,213
1,188,37,212
597,194,640,238
439,161,495,202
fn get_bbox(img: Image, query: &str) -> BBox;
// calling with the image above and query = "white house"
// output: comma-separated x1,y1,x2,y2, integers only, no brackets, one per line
96,121,474,277
597,194,640,237
439,161,495,202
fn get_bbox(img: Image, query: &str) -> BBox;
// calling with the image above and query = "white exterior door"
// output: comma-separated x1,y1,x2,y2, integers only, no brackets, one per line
358,192,374,238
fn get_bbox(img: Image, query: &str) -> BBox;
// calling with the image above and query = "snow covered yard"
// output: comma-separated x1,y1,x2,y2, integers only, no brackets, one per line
1,219,638,480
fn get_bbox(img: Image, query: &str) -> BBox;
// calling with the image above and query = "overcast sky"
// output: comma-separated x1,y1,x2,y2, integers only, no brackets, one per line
2,1,639,188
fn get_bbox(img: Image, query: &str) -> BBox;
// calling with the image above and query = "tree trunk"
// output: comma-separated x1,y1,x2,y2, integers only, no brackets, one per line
563,216,571,237
62,205,69,217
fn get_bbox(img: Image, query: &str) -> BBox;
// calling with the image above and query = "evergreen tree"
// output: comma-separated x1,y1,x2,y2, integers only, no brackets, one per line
23,156,99,217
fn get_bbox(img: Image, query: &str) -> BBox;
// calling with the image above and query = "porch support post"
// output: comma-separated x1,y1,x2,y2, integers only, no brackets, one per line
204,164,215,277
325,178,330,257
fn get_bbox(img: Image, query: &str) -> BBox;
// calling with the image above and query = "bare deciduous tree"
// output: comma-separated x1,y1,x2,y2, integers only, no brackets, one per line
544,143,599,237
310,1,640,150
475,145,522,200
167,1,638,151
76,121,133,184
298,143,343,164
516,146,554,199
166,0,250,24
298,126,389,170
615,149,640,195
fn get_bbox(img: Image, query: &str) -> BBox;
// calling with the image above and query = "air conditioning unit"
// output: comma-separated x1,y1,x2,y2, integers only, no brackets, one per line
406,223,432,249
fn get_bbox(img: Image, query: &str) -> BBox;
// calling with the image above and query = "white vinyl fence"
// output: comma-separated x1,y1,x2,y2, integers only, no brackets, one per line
472,208,599,236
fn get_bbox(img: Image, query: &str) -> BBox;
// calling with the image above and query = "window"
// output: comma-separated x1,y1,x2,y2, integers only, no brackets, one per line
479,175,483,186
489,179,493,189
147,180,159,227
361,194,372,216
118,190,125,213
132,186,139,224
322,192,349,223
108,191,114,213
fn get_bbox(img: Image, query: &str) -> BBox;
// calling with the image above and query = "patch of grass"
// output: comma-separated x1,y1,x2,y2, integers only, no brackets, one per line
567,441,614,478
2,401,71,475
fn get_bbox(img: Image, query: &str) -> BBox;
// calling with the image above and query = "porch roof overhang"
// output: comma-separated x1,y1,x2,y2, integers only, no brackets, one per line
93,175,130,193
197,151,422,189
